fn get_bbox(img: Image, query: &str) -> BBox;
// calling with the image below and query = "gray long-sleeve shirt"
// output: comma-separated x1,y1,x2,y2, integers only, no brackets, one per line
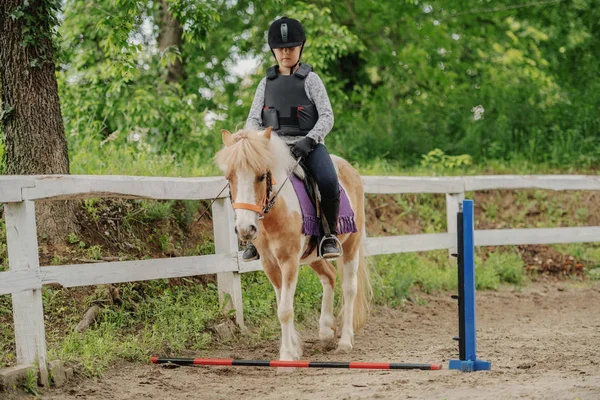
245,72,334,145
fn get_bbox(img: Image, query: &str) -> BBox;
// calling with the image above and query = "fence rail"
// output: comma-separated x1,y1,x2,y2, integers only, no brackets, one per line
2,174,600,382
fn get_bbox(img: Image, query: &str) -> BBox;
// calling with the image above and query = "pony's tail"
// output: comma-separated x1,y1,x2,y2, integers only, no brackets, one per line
353,235,373,331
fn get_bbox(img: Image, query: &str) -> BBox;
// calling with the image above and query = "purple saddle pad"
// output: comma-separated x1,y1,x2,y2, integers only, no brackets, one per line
289,174,357,237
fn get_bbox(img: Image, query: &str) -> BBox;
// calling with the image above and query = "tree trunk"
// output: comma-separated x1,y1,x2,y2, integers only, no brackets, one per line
0,0,78,243
158,0,184,83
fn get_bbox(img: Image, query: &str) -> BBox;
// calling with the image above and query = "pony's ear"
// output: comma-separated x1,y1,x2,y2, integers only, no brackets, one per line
221,129,234,146
262,126,272,140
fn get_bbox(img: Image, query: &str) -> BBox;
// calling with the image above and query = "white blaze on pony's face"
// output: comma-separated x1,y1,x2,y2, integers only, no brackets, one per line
217,128,274,241
233,168,260,240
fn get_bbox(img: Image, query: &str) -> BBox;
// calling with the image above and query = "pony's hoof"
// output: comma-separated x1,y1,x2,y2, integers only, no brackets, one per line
335,341,353,354
276,352,301,374
320,338,337,352
319,327,336,343
319,328,337,351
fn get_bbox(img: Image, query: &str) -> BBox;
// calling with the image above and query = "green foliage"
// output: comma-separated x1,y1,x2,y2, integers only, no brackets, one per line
0,217,7,272
67,232,79,244
87,245,103,260
241,266,329,327
190,240,215,256
83,199,100,223
0,295,15,368
49,0,600,169
53,281,220,376
0,134,5,175
476,249,525,290
176,200,201,227
486,250,525,286
51,254,64,265
23,367,38,395
158,234,171,253
57,0,223,166
421,149,472,171
588,267,600,280
9,0,61,67
372,251,457,306
54,1,599,169
370,248,524,299
550,243,600,279
142,200,174,221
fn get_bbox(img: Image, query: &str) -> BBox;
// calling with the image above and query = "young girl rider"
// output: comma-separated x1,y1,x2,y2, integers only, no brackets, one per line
243,16,341,261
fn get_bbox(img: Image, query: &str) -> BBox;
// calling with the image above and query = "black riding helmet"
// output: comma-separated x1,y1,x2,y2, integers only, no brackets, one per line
268,16,305,48
267,17,306,74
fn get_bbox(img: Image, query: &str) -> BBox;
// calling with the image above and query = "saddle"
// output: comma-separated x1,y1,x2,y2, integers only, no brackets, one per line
291,161,357,259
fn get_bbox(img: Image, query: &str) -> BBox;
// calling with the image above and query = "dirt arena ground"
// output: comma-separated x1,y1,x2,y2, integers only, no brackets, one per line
11,280,600,400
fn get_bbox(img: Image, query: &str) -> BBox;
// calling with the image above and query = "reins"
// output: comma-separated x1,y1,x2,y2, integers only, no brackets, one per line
195,182,230,223
262,157,302,216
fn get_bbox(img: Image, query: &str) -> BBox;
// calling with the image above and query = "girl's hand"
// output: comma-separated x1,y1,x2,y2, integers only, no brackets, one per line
291,137,316,159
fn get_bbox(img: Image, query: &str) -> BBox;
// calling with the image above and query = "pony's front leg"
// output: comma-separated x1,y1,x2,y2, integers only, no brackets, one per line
337,255,359,353
277,259,302,361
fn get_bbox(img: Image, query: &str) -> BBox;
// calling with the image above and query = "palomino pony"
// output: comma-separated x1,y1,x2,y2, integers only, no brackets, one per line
215,127,371,361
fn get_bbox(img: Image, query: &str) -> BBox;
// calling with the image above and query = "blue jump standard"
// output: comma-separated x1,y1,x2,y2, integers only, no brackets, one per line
449,200,491,372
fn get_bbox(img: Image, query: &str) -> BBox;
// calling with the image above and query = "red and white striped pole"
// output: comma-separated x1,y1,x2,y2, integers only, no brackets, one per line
151,357,442,371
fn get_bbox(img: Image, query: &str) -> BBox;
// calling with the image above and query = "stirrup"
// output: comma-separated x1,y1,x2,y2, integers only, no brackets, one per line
318,235,344,259
242,244,260,262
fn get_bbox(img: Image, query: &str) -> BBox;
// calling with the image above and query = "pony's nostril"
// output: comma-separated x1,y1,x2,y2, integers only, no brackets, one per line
234,226,239,235
249,224,257,234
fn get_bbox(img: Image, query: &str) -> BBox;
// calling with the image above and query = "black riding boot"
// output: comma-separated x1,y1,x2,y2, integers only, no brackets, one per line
242,243,260,262
320,195,342,259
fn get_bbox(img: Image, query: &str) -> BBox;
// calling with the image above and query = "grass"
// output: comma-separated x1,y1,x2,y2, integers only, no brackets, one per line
23,367,38,395
48,280,221,377
476,249,526,290
372,251,457,306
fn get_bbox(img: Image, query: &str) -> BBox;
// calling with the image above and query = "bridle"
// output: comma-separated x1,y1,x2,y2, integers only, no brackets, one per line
196,158,301,223
230,170,275,220
230,157,302,219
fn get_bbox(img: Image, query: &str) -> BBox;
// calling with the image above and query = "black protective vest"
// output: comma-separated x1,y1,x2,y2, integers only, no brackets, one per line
262,63,319,137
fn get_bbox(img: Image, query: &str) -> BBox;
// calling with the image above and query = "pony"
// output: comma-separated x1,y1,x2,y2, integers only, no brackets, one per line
215,127,371,361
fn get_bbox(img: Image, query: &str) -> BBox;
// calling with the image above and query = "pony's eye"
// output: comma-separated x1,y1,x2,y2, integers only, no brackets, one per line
258,174,266,182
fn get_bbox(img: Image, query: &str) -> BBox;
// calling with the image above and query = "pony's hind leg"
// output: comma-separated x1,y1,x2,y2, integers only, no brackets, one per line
336,230,371,354
309,260,336,347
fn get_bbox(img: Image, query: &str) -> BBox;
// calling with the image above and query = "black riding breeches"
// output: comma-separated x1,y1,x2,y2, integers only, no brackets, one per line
302,144,340,201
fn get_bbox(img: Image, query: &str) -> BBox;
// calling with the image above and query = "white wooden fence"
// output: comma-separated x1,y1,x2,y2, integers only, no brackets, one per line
2,174,600,381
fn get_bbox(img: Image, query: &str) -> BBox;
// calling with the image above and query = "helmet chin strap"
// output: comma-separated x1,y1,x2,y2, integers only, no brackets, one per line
289,43,305,74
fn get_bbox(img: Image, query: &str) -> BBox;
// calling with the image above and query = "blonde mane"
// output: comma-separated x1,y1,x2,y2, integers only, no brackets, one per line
215,129,295,176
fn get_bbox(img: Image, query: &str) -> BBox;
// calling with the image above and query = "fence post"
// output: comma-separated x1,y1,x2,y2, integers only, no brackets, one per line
212,198,245,327
5,201,48,385
446,192,465,260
